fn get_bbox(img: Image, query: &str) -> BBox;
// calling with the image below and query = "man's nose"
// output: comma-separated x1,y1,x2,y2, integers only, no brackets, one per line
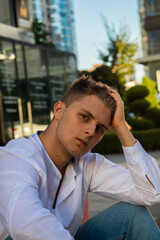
84,124,96,136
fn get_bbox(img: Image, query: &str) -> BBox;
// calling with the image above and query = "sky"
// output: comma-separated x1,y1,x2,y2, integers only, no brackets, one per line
73,0,145,83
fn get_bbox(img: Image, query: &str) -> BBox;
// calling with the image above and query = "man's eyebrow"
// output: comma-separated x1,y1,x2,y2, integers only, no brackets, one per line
80,108,108,130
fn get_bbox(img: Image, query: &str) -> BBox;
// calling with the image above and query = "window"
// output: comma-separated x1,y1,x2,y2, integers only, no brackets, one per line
149,0,155,4
25,46,50,131
0,0,11,25
15,44,29,137
47,53,65,104
0,40,19,141
148,30,160,55
63,55,77,85
151,31,158,42
0,36,77,144
145,0,160,16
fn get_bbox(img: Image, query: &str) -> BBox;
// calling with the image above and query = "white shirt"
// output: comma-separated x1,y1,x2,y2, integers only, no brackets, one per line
0,132,160,240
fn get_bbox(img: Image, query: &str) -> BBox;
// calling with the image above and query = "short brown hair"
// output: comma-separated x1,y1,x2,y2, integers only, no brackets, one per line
61,75,116,121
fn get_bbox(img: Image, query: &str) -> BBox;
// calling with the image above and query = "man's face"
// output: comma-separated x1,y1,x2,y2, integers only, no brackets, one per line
55,95,112,159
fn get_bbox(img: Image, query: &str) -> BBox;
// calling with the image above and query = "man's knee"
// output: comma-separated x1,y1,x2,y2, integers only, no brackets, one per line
94,201,153,231
107,202,151,222
113,202,148,215
100,202,147,216
76,202,159,240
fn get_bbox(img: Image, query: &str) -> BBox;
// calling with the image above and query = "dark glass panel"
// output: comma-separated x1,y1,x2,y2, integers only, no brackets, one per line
47,53,66,104
145,0,160,16
63,55,77,87
148,30,160,55
15,44,29,137
0,0,11,25
25,46,50,133
0,40,19,141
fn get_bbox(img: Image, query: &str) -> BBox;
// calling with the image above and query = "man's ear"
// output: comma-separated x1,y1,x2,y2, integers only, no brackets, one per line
54,101,65,120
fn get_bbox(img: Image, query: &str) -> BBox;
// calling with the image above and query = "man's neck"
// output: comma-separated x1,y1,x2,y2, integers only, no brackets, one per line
39,126,71,174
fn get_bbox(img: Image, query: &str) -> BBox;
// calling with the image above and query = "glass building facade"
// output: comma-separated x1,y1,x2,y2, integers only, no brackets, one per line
0,0,77,145
32,0,77,55
32,0,45,22
0,36,77,145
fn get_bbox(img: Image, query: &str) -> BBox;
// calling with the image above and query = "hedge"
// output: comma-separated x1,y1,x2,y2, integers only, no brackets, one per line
126,117,155,130
92,129,160,154
130,99,150,115
144,108,160,128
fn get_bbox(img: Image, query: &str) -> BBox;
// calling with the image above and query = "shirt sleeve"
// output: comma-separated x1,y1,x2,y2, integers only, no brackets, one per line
122,140,160,204
85,141,160,206
0,149,74,240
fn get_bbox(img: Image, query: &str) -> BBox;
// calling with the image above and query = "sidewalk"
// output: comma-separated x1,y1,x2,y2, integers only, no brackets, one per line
89,150,160,220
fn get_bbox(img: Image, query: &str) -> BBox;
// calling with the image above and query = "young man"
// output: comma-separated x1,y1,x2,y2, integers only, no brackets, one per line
0,75,160,240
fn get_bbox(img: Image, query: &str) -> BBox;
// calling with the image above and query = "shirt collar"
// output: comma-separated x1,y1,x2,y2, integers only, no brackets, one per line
70,157,81,176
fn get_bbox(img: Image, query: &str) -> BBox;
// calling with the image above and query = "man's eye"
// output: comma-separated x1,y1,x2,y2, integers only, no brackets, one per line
81,114,88,120
96,126,104,134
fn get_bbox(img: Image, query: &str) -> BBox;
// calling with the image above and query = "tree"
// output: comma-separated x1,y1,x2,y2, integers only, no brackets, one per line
99,18,138,85
79,64,124,95
125,85,150,116
32,18,55,48
142,76,160,109
124,85,156,130
125,85,149,103
91,65,124,95
125,84,160,129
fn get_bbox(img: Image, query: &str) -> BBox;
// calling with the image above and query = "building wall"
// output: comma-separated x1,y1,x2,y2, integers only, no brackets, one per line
138,0,160,81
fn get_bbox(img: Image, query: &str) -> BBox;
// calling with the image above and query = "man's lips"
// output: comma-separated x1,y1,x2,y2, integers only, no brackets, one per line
77,138,87,146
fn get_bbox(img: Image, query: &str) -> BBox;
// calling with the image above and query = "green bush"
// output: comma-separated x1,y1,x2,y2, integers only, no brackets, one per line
92,132,122,154
130,99,150,116
133,129,160,151
125,85,149,102
127,117,155,130
144,108,160,128
92,129,160,154
124,105,130,118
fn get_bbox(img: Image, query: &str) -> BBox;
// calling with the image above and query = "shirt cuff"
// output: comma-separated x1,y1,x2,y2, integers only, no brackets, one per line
122,140,150,171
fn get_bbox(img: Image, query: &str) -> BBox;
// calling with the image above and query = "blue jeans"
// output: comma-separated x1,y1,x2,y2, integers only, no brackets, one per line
5,202,160,240
75,202,160,240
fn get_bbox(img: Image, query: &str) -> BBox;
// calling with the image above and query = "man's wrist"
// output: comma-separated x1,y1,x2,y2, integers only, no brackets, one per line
114,123,136,147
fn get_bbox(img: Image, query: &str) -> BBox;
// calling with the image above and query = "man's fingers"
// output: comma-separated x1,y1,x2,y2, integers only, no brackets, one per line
108,88,122,103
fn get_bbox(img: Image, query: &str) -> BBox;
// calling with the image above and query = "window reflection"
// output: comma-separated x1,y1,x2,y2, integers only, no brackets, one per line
0,38,77,144
145,0,160,16
63,55,77,86
15,44,29,137
0,0,11,25
0,40,19,141
148,30,160,55
25,46,50,132
47,53,66,104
